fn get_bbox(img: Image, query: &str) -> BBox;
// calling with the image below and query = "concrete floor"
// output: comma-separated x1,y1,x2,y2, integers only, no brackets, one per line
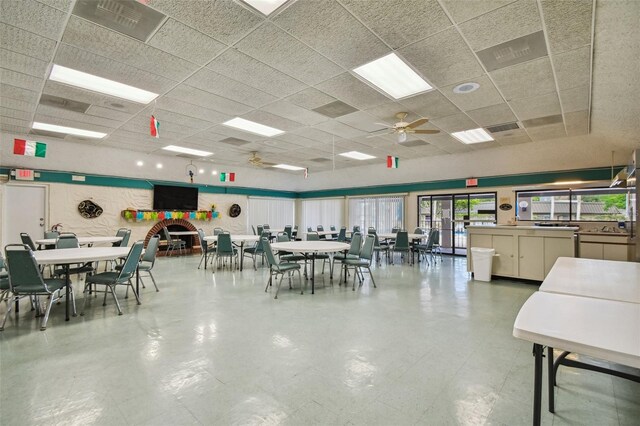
0,254,638,425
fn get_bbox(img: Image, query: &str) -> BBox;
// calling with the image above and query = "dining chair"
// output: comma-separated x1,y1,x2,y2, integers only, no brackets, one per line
317,225,327,240
197,229,215,269
333,232,362,282
306,232,330,275
370,230,389,265
284,225,292,240
329,225,337,240
212,233,237,271
213,227,224,236
244,231,268,270
263,224,270,230
2,244,69,331
20,233,37,251
262,238,303,299
292,225,299,240
276,234,307,276
53,234,91,313
391,231,411,265
112,228,129,247
121,236,160,293
415,229,437,265
257,225,264,238
162,227,185,256
81,241,144,316
0,255,9,304
336,227,347,243
341,234,377,291
42,231,59,250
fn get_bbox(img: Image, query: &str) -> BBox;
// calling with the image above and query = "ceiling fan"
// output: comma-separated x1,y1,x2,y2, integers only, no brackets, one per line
248,151,275,168
369,112,440,142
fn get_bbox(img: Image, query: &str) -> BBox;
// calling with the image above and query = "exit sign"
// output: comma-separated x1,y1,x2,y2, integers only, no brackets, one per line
15,169,35,181
466,178,478,187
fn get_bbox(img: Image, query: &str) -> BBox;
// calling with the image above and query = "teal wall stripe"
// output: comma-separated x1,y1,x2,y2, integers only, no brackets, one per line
0,165,619,199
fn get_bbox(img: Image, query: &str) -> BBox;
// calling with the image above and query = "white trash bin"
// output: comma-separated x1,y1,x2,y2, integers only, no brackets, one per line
471,247,495,282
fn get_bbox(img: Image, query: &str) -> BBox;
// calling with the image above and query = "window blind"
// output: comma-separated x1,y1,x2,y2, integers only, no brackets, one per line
301,198,343,232
348,196,404,233
247,198,295,230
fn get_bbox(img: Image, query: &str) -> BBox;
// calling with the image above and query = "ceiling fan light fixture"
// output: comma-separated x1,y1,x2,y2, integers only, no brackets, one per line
451,128,494,144
398,132,407,143
353,53,433,100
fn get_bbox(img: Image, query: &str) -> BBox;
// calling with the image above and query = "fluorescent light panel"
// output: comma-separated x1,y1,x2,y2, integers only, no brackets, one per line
222,117,284,137
242,0,288,15
451,128,494,144
339,151,376,160
272,164,305,171
32,122,107,138
353,53,432,99
162,145,213,157
49,65,158,104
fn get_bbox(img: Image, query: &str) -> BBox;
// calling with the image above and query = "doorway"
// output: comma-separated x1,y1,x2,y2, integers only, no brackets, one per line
3,184,47,247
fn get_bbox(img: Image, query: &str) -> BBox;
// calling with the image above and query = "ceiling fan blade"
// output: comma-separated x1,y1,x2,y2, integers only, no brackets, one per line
411,129,440,134
406,118,429,129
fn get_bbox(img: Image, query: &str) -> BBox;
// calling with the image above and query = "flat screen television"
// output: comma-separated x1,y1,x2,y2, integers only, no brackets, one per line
153,185,198,210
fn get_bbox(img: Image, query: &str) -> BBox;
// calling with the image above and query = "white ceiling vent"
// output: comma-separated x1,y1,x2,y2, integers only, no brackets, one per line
72,0,166,42
312,100,358,118
40,94,91,114
477,31,548,72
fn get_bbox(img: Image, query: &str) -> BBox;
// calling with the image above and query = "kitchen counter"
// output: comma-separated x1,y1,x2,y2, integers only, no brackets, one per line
468,225,579,231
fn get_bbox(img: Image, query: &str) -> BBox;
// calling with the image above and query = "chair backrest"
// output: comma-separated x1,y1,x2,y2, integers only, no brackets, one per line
20,233,36,251
284,225,292,239
112,228,128,247
254,232,269,253
349,232,363,255
307,226,313,232
56,233,79,249
262,238,279,267
120,229,131,247
433,229,440,245
142,235,160,264
257,225,264,236
330,225,336,231
395,231,410,249
216,233,234,255
162,227,173,242
251,225,257,235
367,227,376,234
44,231,59,239
116,241,144,281
4,244,49,293
276,233,290,242
391,227,400,233
213,227,224,235
263,224,270,229
413,227,423,234
197,229,208,252
317,225,324,231
292,225,298,237
361,234,375,261
424,229,437,250
337,227,347,242
307,232,319,241
353,225,361,233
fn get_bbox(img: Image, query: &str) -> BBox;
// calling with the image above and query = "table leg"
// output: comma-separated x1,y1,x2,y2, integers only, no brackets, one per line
65,264,70,321
136,265,140,297
533,343,543,426
548,346,555,413
240,241,244,271
311,253,316,294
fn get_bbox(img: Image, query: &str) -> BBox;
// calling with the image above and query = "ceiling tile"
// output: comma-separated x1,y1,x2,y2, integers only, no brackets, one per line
273,0,389,68
490,57,556,100
312,120,367,139
285,88,337,110
156,97,231,124
341,0,451,50
496,132,532,145
0,48,49,78
0,68,43,92
0,23,57,61
458,0,542,52
290,127,335,144
150,109,215,130
184,68,276,108
0,97,36,112
399,91,461,119
526,122,566,141
206,124,267,143
85,105,132,122
37,0,73,12
315,73,389,110
541,0,593,54
34,113,114,134
466,103,517,126
241,110,305,132
148,19,226,66
35,104,123,128
0,115,31,128
0,123,30,134
165,85,253,117
440,0,517,24
236,23,343,85
553,46,591,91
272,132,320,148
146,0,263,45
0,106,32,121
559,86,589,114
43,81,145,115
441,75,504,111
565,110,589,136
336,111,386,132
509,91,561,120
62,17,198,82
0,0,66,40
0,83,39,104
430,113,479,133
260,100,329,126
207,49,307,98
399,28,484,87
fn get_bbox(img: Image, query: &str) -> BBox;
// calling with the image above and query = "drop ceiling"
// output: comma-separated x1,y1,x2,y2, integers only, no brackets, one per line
0,0,636,177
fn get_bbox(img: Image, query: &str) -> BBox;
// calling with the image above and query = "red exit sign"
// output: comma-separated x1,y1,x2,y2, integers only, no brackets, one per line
15,169,35,181
466,178,478,187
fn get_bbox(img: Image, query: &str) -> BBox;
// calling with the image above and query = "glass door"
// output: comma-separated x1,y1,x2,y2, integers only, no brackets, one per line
432,195,453,254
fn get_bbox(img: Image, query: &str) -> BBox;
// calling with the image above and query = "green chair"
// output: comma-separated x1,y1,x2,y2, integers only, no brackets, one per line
212,233,237,271
263,238,303,299
317,225,327,240
391,231,411,265
306,232,330,275
81,241,144,316
0,255,9,304
336,227,347,242
370,230,389,265
2,244,68,331
118,236,160,292
244,231,268,270
333,232,362,282
341,234,377,291
277,234,307,276
112,228,129,247
20,233,37,251
42,231,59,250
197,229,215,269
284,225,293,240
213,227,224,236
162,227,185,256
415,229,437,265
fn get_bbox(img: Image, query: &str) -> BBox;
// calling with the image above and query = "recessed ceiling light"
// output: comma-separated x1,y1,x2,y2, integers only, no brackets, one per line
49,65,158,104
272,164,305,171
198,169,204,174
212,170,217,175
339,151,376,160
451,128,495,144
32,122,107,139
222,117,284,137
453,82,480,94
162,145,213,157
353,53,433,99
136,161,144,166
156,163,163,169
241,0,289,15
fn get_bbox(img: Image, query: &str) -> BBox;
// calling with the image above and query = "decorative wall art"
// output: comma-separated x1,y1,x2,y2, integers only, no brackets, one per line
78,200,103,218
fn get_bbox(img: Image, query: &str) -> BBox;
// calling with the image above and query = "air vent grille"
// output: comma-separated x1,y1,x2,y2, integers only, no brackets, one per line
477,31,548,72
522,114,563,128
220,137,250,146
312,100,358,118
487,122,520,133
310,157,331,162
40,94,91,113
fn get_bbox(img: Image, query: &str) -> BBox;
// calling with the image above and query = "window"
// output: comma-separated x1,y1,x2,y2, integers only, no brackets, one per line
301,198,343,232
247,197,295,229
516,187,632,222
348,196,404,233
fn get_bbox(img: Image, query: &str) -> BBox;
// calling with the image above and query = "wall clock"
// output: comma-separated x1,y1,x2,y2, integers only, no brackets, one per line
229,203,241,218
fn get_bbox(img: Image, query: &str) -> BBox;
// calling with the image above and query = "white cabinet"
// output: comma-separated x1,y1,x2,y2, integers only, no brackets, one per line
578,234,632,261
518,236,544,281
492,235,514,276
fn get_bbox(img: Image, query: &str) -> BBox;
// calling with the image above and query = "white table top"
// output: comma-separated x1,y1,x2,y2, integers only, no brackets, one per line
270,241,350,253
513,292,640,368
304,230,338,236
33,247,133,264
204,234,259,243
378,232,426,240
35,236,123,246
168,231,199,236
539,257,640,304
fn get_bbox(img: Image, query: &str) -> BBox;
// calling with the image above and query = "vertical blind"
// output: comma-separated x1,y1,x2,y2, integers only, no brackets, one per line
348,196,404,233
301,198,343,232
247,197,295,230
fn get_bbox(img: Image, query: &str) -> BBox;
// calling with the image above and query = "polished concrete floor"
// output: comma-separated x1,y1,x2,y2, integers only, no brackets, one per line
0,254,638,425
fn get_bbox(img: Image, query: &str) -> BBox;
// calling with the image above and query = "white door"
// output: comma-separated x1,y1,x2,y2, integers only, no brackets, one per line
3,184,47,247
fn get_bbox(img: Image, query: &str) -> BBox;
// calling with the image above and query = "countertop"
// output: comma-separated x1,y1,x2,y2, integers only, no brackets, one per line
467,225,579,231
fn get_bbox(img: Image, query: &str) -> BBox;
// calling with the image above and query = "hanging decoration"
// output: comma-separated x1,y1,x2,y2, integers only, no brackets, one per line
304,168,308,179
186,163,197,183
121,209,219,222
387,156,399,169
14,139,47,158
150,115,160,138
220,172,235,182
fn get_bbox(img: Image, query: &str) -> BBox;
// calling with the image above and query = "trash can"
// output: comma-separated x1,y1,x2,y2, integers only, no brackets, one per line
471,247,495,282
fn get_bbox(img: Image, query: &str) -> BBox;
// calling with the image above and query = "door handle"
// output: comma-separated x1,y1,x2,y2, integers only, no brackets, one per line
39,217,45,227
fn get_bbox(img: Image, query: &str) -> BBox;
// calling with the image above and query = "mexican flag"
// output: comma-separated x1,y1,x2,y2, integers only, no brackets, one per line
14,139,46,158
387,156,399,169
220,172,235,182
150,115,160,138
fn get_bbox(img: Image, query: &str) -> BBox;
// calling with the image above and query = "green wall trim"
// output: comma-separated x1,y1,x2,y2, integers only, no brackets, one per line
0,167,297,198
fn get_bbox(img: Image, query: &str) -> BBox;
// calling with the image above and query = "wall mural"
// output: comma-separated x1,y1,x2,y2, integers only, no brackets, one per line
78,200,103,219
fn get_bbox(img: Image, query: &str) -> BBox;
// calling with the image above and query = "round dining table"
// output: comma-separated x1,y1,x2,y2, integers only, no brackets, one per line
203,234,259,271
270,241,350,294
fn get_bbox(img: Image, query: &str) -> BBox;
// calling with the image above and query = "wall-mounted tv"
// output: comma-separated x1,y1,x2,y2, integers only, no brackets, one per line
153,185,198,210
